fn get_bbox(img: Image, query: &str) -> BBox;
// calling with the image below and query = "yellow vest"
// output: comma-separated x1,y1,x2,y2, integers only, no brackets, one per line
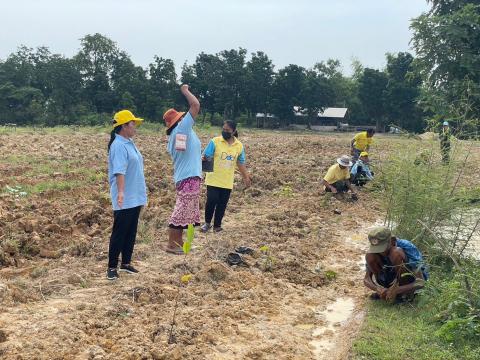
205,137,244,189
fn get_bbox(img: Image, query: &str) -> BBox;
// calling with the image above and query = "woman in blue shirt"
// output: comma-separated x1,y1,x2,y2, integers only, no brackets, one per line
163,84,202,254
106,110,147,280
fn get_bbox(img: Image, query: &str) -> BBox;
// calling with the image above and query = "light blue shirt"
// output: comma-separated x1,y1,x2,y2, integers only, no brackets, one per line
108,134,147,211
350,160,374,180
167,112,202,183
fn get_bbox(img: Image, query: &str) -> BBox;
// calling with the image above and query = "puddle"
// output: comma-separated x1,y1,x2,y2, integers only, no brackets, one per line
310,297,355,358
432,208,480,260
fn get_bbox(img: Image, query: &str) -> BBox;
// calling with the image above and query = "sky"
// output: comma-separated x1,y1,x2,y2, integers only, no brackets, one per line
0,0,430,75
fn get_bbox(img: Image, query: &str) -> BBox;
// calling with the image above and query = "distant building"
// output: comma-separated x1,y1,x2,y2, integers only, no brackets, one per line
255,107,379,132
255,112,278,128
291,106,348,131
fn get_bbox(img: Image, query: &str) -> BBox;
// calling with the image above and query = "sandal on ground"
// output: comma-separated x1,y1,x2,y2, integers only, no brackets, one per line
226,252,249,267
235,246,254,255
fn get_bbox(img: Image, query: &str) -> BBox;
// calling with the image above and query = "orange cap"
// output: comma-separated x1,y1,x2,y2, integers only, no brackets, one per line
163,109,185,129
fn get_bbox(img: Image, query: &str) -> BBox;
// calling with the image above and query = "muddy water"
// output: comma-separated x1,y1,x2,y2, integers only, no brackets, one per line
305,221,384,360
458,209,480,259
434,208,480,260
310,297,355,357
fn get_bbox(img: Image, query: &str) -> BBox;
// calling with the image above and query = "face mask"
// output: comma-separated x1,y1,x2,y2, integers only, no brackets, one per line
222,131,232,140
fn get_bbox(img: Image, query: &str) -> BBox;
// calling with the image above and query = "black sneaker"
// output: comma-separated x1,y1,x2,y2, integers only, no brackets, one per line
107,268,119,280
213,226,223,233
119,264,139,274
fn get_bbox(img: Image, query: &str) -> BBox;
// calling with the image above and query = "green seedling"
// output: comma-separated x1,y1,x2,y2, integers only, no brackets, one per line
183,224,194,254
325,270,337,281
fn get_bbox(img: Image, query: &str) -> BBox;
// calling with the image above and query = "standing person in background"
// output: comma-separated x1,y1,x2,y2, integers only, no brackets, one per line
164,85,202,254
107,110,147,280
440,120,451,164
351,128,375,163
200,121,251,233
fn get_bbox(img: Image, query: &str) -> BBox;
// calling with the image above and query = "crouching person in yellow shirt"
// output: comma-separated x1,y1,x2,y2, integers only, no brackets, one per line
201,121,251,232
322,155,358,200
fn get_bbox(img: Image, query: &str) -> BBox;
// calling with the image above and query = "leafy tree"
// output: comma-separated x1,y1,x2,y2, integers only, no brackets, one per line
74,33,120,80
299,67,335,127
216,48,248,121
145,56,177,120
111,53,148,115
427,0,480,15
383,52,424,132
411,2,480,125
0,83,44,125
0,46,37,88
44,55,84,125
245,51,274,125
271,64,307,127
74,33,120,113
181,53,223,123
357,68,388,130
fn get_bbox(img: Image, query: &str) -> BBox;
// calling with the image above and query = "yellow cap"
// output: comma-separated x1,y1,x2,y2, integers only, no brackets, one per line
113,110,143,128
360,151,369,157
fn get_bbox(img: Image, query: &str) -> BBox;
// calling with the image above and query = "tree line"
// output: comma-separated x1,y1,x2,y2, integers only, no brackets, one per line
0,0,478,134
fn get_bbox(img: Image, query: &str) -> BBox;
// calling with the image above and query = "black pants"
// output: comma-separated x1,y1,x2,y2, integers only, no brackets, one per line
441,141,450,164
325,181,349,193
108,206,141,269
205,186,232,227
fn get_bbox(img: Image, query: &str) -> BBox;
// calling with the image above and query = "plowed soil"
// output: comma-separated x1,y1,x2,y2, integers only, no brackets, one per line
0,128,477,359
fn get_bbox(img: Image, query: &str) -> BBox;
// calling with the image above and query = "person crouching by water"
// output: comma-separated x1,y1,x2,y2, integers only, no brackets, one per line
200,121,251,233
322,155,358,200
164,84,202,254
107,110,147,280
364,227,428,302
350,151,374,186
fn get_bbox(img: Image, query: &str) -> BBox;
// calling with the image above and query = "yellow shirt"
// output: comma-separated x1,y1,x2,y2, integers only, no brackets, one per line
205,136,245,189
353,131,373,151
323,163,350,184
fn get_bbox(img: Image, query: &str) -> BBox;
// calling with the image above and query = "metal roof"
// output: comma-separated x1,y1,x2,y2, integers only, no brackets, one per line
318,107,348,118
293,106,348,118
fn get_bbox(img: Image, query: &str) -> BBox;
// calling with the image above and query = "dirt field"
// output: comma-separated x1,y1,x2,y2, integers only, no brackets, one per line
0,128,476,359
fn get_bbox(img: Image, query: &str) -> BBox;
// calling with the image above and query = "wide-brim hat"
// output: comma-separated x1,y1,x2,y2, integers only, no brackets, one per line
113,110,143,128
337,155,353,167
367,227,392,253
163,108,185,129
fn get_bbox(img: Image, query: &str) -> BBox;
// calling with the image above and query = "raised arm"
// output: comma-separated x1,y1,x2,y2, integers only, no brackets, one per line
180,84,200,119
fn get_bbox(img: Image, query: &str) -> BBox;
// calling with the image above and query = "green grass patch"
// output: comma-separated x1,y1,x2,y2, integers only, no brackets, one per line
353,298,480,360
28,179,82,193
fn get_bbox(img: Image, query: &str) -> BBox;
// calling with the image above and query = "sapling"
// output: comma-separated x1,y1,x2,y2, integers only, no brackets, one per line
259,245,275,272
168,224,194,344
